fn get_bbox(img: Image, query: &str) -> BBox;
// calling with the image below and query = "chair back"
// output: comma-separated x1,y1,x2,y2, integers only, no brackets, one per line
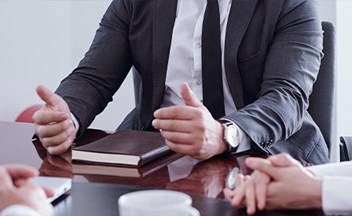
308,21,336,151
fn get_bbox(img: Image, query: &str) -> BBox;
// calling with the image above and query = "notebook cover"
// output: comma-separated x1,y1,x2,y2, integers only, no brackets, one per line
71,130,173,167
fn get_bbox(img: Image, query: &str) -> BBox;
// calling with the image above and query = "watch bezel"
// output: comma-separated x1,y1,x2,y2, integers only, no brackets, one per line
223,122,239,151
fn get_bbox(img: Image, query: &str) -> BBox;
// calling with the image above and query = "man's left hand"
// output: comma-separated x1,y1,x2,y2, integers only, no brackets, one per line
152,82,227,160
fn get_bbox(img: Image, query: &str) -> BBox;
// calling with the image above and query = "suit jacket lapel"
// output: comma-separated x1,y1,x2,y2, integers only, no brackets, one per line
140,0,177,129
225,0,259,109
152,0,177,110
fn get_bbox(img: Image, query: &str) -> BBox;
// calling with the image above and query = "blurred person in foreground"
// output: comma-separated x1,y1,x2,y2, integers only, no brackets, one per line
0,164,54,216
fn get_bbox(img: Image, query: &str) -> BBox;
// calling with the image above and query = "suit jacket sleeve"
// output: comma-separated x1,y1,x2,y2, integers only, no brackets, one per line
55,0,132,136
228,0,323,148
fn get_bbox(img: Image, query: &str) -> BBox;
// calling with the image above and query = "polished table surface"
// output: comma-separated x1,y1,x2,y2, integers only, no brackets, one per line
0,121,324,215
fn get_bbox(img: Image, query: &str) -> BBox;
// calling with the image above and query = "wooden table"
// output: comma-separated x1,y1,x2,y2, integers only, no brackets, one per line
0,121,324,215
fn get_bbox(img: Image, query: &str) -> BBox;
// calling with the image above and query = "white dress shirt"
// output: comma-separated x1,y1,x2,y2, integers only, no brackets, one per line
307,161,352,215
163,0,250,151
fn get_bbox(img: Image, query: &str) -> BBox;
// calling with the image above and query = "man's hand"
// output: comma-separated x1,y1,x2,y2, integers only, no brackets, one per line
248,154,322,210
224,154,322,214
152,82,227,160
33,85,76,155
0,164,54,216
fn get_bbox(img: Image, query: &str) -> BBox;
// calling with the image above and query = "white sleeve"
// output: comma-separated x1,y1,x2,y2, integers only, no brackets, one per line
0,205,40,216
321,176,352,215
306,161,352,177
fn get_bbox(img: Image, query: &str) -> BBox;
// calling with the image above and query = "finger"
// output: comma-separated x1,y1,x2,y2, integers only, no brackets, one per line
47,137,74,155
245,158,278,180
38,122,75,153
35,118,73,138
245,176,257,215
180,82,203,108
153,106,197,120
253,171,270,210
0,167,14,189
231,174,246,206
36,85,61,107
152,119,193,132
33,110,68,125
5,164,39,180
16,179,48,199
268,153,301,167
159,130,193,144
40,133,71,149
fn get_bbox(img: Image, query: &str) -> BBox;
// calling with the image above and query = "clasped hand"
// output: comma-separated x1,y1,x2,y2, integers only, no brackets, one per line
0,164,54,216
223,153,322,215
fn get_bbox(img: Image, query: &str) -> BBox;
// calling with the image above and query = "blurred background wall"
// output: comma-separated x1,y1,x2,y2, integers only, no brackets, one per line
1,0,348,161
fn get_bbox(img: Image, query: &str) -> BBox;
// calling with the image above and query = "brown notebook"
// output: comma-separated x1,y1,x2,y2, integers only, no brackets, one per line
71,130,172,167
72,153,183,178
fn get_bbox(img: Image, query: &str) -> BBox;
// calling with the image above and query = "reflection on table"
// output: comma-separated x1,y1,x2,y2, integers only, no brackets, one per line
0,121,325,216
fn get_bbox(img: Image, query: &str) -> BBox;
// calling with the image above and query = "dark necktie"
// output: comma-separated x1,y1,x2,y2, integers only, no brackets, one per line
202,0,225,119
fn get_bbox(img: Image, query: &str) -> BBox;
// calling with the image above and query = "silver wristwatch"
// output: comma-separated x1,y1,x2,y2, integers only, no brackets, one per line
222,122,240,152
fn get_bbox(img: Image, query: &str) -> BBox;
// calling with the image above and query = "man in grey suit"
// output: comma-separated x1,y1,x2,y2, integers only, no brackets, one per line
33,0,329,164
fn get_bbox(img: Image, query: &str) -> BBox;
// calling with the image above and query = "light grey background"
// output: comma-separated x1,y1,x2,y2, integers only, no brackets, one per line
0,0,348,161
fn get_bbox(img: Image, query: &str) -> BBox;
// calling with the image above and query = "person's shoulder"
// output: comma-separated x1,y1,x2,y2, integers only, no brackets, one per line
281,0,318,10
264,0,317,9
264,0,318,19
111,0,154,11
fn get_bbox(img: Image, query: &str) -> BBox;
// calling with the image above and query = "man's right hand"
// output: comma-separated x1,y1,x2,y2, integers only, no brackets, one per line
33,85,76,155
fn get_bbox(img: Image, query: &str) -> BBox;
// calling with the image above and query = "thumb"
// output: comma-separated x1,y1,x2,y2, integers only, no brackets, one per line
36,85,60,107
180,82,203,108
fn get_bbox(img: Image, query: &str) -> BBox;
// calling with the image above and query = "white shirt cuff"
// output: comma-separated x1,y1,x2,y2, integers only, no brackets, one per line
70,113,79,132
0,205,41,216
321,176,352,215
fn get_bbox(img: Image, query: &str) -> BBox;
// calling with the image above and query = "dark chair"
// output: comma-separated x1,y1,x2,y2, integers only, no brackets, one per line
132,66,141,106
307,21,336,156
340,136,352,161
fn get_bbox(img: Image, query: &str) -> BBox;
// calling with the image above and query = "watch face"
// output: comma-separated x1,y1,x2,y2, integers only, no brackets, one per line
225,125,239,148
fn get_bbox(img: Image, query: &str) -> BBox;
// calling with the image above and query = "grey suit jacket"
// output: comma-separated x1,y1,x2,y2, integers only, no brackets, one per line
56,0,329,164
